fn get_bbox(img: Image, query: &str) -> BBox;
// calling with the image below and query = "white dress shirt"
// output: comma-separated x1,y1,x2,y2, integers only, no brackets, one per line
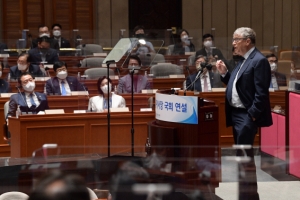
231,47,255,108
25,92,40,108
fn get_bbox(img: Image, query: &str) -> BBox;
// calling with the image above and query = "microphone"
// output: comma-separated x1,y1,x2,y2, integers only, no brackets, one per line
15,86,29,114
82,44,86,56
81,83,93,112
184,69,203,95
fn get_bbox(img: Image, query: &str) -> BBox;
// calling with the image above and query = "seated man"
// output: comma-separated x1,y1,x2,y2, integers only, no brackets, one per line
7,72,49,117
186,55,220,91
31,25,59,50
195,33,225,60
131,25,155,54
118,55,150,93
0,63,10,92
46,61,85,95
51,23,71,56
266,53,287,90
28,36,59,65
10,53,44,80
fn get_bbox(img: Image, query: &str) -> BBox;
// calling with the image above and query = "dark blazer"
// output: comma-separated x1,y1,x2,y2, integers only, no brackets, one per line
31,38,59,50
196,47,225,60
10,64,44,80
172,42,195,55
28,48,59,64
0,79,10,93
221,47,272,127
186,71,214,91
45,76,85,95
0,42,8,54
50,37,71,56
8,92,49,116
274,71,287,86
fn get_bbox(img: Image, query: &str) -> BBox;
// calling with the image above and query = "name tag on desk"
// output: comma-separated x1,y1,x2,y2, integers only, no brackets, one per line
71,91,89,96
45,109,65,114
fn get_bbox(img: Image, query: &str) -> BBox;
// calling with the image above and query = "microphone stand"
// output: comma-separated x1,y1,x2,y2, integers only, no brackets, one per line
184,69,203,96
105,60,115,157
130,68,136,157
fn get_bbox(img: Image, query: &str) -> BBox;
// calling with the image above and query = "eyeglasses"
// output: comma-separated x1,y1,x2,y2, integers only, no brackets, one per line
232,38,246,42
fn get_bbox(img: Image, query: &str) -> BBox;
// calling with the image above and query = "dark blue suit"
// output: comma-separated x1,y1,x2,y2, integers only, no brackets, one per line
0,79,10,93
8,92,49,117
28,47,59,64
186,71,214,91
221,47,272,200
45,76,85,95
9,64,44,80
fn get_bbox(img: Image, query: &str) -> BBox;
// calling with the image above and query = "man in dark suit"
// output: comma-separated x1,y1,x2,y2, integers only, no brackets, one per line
7,72,49,117
266,53,287,89
186,55,218,91
0,42,8,54
46,61,84,95
28,36,59,65
10,53,44,80
216,27,272,200
51,23,71,56
195,33,225,60
31,25,59,50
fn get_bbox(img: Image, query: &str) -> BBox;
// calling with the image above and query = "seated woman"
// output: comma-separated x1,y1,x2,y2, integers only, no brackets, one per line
173,29,195,55
88,76,126,112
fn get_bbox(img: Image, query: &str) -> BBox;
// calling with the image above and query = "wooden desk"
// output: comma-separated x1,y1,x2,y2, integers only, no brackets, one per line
8,111,155,158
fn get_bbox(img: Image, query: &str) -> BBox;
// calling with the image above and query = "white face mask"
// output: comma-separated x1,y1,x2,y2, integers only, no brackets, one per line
23,81,35,92
101,83,112,94
57,71,68,79
204,40,213,48
39,33,50,38
18,64,27,71
181,35,188,42
270,63,277,72
53,30,61,37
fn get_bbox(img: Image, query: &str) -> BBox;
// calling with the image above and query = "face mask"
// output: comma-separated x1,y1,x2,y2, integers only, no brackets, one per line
57,71,68,79
53,30,61,37
270,63,277,72
23,81,35,92
181,35,188,42
39,33,50,38
101,84,112,94
135,34,145,39
18,64,27,71
204,40,212,48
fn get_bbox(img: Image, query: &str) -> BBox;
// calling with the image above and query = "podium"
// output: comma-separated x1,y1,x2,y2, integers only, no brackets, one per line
148,90,219,175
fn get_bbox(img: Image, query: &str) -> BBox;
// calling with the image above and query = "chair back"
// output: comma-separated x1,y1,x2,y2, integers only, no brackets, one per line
77,44,103,55
279,50,293,60
81,57,105,68
150,63,183,77
84,68,115,79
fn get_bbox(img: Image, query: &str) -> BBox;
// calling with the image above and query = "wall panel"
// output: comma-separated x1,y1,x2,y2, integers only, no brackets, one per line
251,0,263,50
274,0,283,51
262,0,274,49
282,0,292,50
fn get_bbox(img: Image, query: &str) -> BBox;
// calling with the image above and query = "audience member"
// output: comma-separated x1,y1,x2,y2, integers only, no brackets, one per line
45,61,84,95
131,25,155,54
7,72,49,116
51,23,71,56
0,63,10,92
28,36,59,64
266,53,287,90
10,53,44,80
172,29,195,55
88,76,126,112
118,55,150,93
186,55,221,91
195,33,225,61
28,170,90,200
31,25,59,50
0,42,8,54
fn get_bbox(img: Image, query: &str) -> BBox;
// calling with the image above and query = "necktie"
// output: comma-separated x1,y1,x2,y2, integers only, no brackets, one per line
61,81,67,95
30,94,36,108
203,75,208,92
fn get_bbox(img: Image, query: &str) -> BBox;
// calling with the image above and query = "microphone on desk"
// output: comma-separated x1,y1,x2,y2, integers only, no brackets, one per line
15,85,29,114
184,69,203,96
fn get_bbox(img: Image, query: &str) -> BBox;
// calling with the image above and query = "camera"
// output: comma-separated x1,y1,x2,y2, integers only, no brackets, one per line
200,62,212,71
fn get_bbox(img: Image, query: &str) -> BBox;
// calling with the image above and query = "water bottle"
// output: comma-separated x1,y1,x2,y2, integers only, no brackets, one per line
7,73,10,82
77,72,81,80
44,83,47,94
114,85,117,94
16,105,21,118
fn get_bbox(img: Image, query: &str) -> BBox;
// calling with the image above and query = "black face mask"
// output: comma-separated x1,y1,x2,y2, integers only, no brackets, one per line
135,34,145,39
233,55,243,62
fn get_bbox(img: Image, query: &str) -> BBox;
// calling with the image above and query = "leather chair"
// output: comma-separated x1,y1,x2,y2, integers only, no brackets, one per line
166,44,175,55
84,68,115,79
81,57,105,68
150,63,183,77
77,44,103,56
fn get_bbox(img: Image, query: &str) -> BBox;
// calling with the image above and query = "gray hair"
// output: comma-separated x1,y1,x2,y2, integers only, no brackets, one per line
194,54,207,63
234,27,256,44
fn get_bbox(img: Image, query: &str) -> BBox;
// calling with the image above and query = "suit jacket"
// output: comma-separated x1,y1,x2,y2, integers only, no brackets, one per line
0,79,10,93
221,47,272,127
50,37,71,56
31,38,59,50
10,64,44,80
274,71,287,86
173,42,195,55
196,47,225,60
45,76,85,95
28,47,59,64
186,71,214,91
8,92,49,116
118,74,150,93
